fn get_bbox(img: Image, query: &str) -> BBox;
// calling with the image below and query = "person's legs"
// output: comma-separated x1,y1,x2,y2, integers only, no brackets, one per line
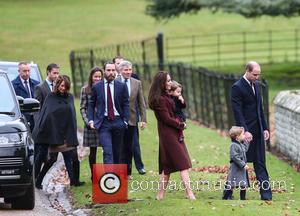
34,144,49,179
222,181,233,200
35,152,58,189
156,171,170,200
180,169,196,200
133,127,145,173
62,150,74,184
111,118,125,164
89,147,97,181
253,160,272,200
240,187,246,200
99,120,114,164
122,125,135,175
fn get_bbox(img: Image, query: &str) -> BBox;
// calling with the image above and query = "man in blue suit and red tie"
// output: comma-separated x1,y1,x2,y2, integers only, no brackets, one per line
12,61,40,131
231,61,272,201
88,62,129,164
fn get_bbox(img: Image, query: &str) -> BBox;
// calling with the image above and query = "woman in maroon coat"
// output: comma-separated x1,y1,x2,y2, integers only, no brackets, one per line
148,71,195,200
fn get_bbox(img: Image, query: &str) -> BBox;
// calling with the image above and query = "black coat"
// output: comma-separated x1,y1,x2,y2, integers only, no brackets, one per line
32,92,78,147
231,77,268,163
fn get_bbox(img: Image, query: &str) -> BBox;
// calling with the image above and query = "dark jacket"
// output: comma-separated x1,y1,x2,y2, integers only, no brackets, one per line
172,96,186,122
34,80,51,107
11,76,40,99
32,92,78,146
87,79,129,129
231,77,268,162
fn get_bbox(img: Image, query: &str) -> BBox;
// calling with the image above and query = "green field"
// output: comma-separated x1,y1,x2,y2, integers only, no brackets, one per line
72,111,300,215
1,0,300,77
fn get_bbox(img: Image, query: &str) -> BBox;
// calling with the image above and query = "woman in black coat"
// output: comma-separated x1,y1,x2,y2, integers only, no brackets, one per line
33,75,84,188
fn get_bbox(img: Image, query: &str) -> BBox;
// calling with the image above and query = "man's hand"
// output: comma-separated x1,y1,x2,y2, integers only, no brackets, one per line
89,121,95,130
244,131,253,143
140,122,147,130
264,130,270,141
244,164,249,170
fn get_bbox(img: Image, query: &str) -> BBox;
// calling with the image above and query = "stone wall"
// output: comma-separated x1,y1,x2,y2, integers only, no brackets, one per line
273,90,300,163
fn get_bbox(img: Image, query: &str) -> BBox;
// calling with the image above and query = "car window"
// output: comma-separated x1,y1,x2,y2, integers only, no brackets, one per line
0,73,20,118
0,65,41,82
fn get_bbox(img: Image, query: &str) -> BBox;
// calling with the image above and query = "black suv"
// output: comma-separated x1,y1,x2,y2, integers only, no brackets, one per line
0,70,40,209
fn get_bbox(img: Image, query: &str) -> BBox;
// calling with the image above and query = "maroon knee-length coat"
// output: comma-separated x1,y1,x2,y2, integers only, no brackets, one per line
153,94,192,174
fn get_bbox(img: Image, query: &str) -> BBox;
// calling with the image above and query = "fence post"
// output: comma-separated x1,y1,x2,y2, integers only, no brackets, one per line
295,29,299,62
117,45,120,55
156,32,164,70
262,79,271,150
217,33,221,68
69,51,77,96
90,49,94,69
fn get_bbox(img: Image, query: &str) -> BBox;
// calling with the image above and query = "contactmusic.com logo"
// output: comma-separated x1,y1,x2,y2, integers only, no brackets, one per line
93,164,128,204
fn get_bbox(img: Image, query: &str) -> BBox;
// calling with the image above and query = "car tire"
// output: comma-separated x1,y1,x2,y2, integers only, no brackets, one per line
11,178,35,210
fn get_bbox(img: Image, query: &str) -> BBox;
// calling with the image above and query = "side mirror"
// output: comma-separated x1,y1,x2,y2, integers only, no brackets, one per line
20,98,40,113
16,95,24,106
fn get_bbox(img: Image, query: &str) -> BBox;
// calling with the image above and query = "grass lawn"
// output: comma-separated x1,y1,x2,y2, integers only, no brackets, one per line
71,111,300,215
1,0,300,77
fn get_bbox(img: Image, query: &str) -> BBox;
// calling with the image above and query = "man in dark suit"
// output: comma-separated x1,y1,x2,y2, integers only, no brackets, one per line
34,63,59,181
88,62,129,164
12,61,40,131
116,60,147,176
231,61,272,200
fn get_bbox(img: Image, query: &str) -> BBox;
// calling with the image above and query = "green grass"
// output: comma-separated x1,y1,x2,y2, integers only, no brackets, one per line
1,0,300,77
2,1,300,214
71,111,300,215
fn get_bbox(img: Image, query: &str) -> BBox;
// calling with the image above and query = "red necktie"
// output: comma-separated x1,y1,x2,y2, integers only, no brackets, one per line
107,81,115,120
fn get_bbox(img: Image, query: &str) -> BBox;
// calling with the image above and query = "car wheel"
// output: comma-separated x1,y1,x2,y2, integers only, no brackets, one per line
11,178,35,210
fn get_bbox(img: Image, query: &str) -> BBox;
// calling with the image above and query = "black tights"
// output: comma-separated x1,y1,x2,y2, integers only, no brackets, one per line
223,186,246,200
89,147,97,180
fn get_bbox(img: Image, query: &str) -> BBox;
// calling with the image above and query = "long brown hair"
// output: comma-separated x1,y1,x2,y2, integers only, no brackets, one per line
148,71,169,110
86,66,103,94
53,75,71,94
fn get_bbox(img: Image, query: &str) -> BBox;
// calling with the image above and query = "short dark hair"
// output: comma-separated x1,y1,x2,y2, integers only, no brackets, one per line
104,61,115,70
112,55,123,63
46,63,59,75
18,61,29,66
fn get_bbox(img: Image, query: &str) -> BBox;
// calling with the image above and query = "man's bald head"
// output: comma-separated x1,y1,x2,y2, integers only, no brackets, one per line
245,61,261,83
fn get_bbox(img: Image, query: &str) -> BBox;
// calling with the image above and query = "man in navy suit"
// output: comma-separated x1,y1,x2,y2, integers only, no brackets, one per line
231,61,272,200
12,61,39,131
88,62,129,164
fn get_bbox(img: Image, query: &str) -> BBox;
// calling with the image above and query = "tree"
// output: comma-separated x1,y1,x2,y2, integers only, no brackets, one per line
145,0,300,20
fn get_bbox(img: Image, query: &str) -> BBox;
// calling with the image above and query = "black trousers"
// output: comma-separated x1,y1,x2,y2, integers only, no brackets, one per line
36,148,80,186
122,125,135,175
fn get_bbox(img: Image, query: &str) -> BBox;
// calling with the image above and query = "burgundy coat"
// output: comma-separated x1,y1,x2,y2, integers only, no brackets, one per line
153,94,192,174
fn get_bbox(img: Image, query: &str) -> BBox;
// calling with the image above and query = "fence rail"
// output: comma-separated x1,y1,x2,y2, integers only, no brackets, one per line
70,32,270,134
165,29,300,67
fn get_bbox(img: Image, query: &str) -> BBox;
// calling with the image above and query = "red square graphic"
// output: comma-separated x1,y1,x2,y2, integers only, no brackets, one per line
92,164,128,204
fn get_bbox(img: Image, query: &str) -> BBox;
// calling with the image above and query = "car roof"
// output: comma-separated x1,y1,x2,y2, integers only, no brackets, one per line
0,61,38,66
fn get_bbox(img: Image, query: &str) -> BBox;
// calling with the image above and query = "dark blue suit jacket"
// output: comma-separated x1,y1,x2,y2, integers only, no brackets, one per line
11,76,40,99
231,77,268,162
88,79,129,129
